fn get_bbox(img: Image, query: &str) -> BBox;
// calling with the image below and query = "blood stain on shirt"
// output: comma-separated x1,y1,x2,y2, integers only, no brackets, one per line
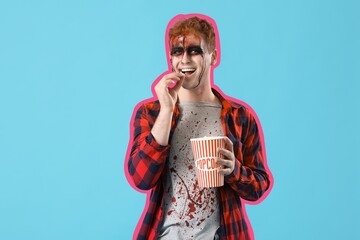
173,155,177,160
172,197,176,203
196,194,203,203
178,186,183,194
188,165,193,170
168,210,174,216
189,203,196,213
197,218,205,226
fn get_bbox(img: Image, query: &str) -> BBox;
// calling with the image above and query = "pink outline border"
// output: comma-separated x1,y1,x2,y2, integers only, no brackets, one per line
124,13,274,240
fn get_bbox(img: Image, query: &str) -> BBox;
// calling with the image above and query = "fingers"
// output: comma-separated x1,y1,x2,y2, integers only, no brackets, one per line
156,72,184,91
224,136,234,152
217,155,234,176
172,74,185,92
163,79,176,87
216,158,233,168
216,157,234,176
163,72,184,82
217,147,233,160
154,72,185,110
216,144,235,176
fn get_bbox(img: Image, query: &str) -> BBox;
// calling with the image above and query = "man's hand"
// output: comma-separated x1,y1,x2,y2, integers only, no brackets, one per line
154,72,185,111
216,137,237,176
150,72,184,146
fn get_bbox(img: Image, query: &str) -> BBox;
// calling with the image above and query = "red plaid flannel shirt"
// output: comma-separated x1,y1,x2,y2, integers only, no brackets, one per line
127,89,271,240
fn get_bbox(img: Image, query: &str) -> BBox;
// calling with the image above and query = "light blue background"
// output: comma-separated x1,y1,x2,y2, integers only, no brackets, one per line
1,0,359,239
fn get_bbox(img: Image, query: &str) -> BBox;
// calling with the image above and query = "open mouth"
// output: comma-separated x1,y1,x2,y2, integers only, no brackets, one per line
180,68,196,76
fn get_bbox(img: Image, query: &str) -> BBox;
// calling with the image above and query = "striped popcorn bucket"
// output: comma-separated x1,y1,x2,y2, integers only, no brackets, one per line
190,136,226,188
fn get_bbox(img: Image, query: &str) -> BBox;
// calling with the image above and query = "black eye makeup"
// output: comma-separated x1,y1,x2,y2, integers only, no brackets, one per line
187,46,203,55
170,45,204,56
171,47,184,56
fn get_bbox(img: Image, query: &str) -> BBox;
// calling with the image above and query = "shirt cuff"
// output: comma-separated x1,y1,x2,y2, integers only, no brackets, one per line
140,132,171,164
146,132,170,149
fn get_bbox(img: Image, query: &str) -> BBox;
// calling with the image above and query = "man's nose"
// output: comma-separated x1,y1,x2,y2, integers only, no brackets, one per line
181,51,190,64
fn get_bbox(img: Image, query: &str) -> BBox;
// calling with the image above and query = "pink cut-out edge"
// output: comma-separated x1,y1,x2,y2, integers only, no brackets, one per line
124,13,274,240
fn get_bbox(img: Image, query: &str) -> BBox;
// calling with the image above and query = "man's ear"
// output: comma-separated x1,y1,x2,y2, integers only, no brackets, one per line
211,49,217,66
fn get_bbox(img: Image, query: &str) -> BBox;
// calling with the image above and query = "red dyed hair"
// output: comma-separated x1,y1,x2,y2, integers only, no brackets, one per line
168,16,216,52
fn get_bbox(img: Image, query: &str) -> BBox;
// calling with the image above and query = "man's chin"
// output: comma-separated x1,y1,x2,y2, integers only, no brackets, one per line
181,78,201,90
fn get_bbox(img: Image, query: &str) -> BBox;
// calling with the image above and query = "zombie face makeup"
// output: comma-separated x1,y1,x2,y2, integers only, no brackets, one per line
170,34,214,90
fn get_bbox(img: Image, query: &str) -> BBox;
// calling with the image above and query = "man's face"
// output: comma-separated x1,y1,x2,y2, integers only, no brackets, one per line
170,34,214,90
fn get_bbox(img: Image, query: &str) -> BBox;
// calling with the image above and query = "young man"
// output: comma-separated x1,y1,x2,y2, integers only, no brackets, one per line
126,14,272,240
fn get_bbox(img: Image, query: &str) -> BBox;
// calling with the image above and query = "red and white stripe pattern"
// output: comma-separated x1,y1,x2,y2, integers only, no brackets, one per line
190,136,225,188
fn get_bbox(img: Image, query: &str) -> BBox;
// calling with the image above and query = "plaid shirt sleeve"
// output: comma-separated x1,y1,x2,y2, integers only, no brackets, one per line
127,103,170,190
224,107,270,202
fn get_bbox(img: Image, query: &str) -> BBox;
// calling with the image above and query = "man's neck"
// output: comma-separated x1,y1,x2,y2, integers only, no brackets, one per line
178,82,220,104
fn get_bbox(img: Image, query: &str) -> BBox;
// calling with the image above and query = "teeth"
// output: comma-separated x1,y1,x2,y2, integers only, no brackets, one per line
181,68,195,73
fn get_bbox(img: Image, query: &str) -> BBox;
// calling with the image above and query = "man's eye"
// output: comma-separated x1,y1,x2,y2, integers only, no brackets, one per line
171,48,184,56
189,50,200,55
172,50,183,56
188,47,203,55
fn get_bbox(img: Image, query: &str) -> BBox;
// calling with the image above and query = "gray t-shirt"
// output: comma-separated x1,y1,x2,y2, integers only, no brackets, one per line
158,101,224,240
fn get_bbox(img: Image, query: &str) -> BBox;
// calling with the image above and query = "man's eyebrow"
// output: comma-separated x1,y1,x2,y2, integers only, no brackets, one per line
187,45,202,48
187,45,203,50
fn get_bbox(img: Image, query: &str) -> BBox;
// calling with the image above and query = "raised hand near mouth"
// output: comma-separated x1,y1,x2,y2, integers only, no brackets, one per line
154,72,185,112
151,72,185,146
